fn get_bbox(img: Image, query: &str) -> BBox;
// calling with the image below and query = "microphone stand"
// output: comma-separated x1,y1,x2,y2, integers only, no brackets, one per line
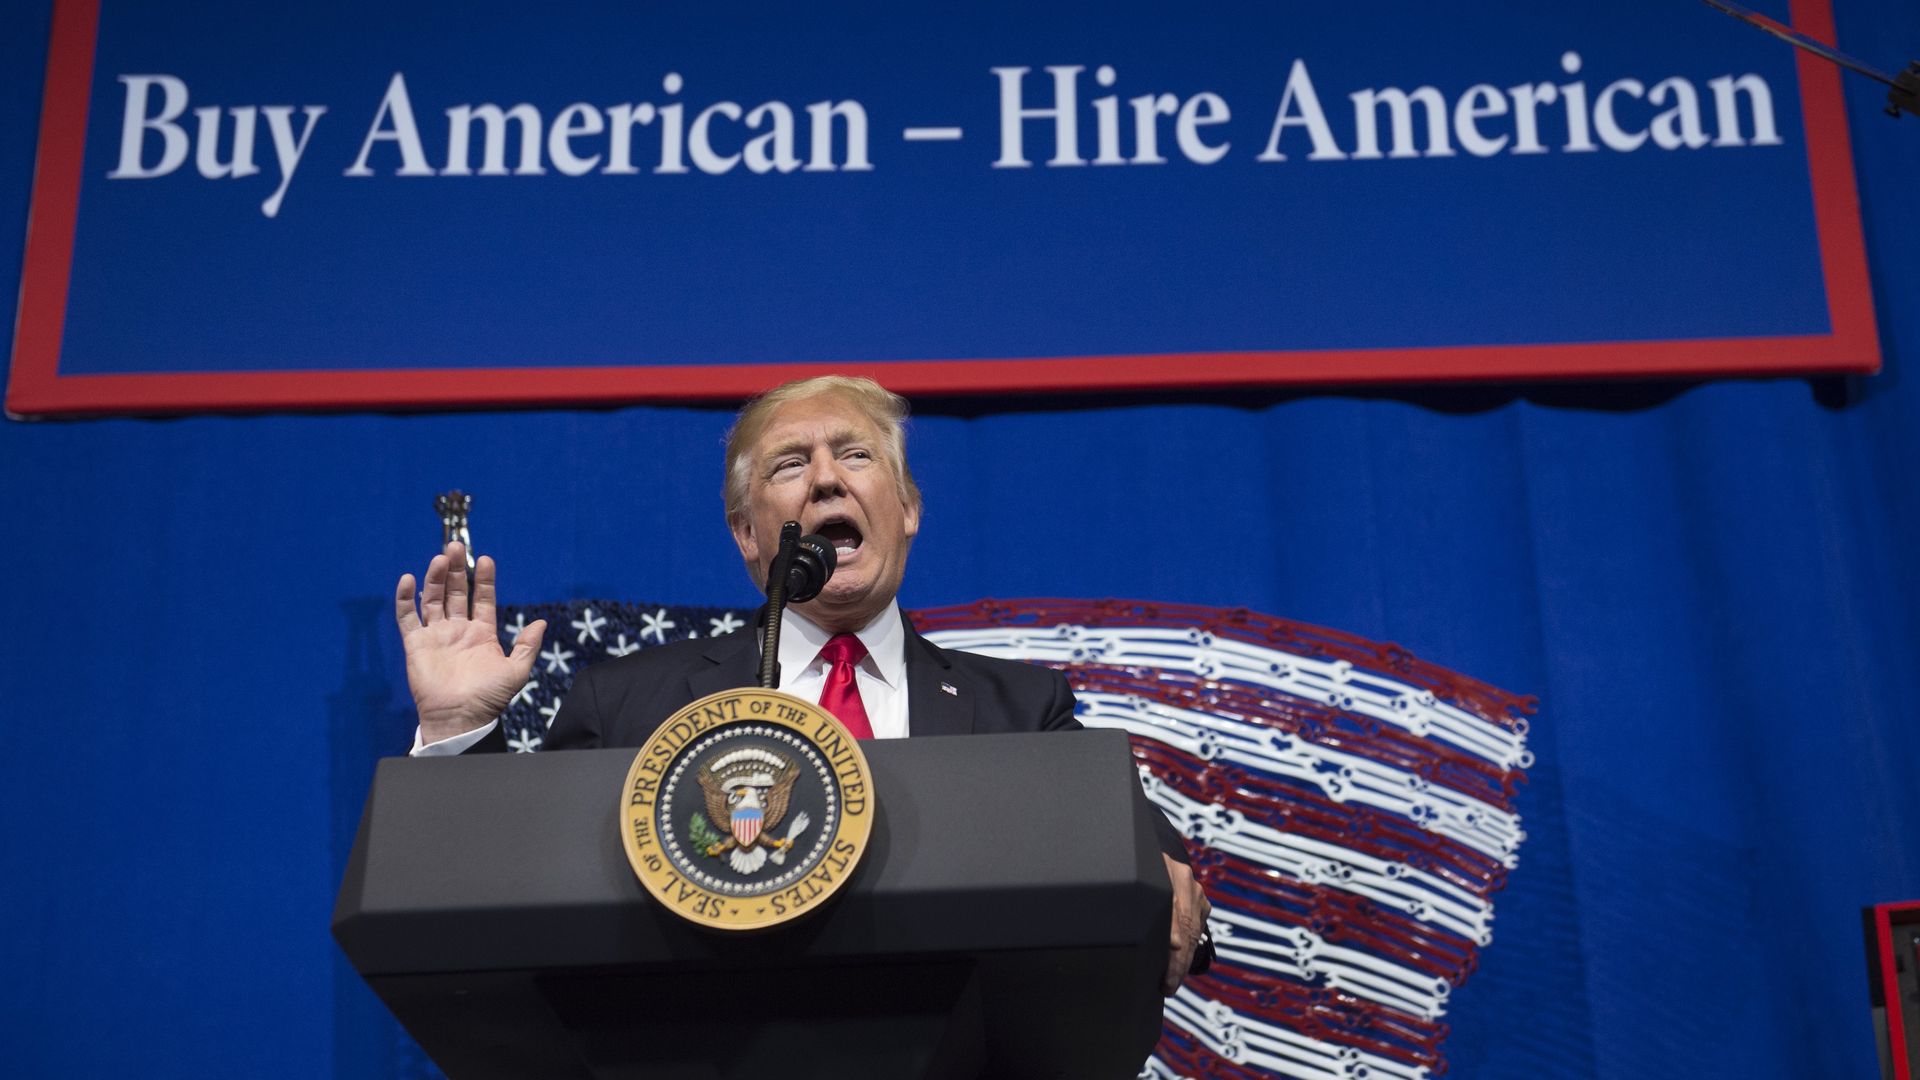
758,521,802,690
1701,0,1918,120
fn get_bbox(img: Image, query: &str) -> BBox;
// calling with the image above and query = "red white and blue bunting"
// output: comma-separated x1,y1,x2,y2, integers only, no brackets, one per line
499,597,1535,1078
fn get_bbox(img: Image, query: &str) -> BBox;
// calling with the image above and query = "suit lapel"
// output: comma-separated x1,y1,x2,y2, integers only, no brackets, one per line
691,608,974,736
903,617,974,737
688,626,761,700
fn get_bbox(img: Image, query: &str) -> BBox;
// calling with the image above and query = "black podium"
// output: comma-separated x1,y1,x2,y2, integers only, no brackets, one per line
333,729,1172,1080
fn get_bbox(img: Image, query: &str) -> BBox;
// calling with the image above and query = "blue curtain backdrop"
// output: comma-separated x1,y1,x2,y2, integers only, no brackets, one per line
3,1,1918,1077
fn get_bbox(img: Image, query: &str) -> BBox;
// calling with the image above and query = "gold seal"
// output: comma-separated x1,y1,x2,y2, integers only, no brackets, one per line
619,688,874,931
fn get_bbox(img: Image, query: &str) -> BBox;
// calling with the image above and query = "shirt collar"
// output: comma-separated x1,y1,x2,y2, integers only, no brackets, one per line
778,600,905,689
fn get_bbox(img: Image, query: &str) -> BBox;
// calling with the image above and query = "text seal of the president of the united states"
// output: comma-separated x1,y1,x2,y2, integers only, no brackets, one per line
621,688,874,930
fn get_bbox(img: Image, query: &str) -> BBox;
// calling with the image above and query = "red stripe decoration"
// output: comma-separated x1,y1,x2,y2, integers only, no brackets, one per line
913,599,1535,1079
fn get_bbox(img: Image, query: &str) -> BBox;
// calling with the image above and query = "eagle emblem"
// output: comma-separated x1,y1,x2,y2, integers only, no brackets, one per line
692,748,812,874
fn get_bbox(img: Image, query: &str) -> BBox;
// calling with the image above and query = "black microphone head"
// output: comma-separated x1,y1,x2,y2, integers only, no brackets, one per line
785,533,838,603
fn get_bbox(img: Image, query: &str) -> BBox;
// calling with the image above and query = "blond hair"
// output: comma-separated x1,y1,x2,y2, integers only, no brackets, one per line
723,376,922,523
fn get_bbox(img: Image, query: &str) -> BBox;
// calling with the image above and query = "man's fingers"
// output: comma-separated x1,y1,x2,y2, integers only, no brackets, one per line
395,574,422,634
1160,854,1209,994
507,619,547,680
444,542,471,621
1164,934,1195,995
472,554,501,626
421,552,449,625
1163,897,1205,993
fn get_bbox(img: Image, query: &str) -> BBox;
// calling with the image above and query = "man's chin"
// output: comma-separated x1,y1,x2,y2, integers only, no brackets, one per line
795,579,889,628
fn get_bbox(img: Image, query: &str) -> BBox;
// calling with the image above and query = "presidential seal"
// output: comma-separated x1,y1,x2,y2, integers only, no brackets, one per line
620,688,874,930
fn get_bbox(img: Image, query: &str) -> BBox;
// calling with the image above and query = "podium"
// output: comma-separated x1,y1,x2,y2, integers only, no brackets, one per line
333,729,1173,1079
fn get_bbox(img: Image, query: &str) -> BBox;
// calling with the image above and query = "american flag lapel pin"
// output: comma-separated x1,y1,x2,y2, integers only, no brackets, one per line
940,682,958,696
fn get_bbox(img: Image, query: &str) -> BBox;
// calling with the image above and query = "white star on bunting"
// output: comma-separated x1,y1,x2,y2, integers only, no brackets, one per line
571,607,606,644
540,642,575,675
511,678,538,707
640,608,676,643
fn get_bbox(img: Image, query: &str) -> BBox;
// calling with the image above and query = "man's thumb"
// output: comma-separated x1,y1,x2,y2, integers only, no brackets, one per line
508,619,548,676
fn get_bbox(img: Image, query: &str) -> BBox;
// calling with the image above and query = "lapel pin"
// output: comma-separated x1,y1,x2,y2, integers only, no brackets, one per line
940,682,958,696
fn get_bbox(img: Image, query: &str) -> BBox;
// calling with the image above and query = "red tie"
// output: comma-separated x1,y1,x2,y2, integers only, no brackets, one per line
816,633,874,739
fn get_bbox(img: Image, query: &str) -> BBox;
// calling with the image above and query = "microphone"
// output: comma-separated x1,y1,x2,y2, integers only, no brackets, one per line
784,533,838,604
756,522,838,689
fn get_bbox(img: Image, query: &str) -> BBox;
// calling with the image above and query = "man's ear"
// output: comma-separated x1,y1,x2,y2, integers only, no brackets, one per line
904,499,921,541
730,513,760,566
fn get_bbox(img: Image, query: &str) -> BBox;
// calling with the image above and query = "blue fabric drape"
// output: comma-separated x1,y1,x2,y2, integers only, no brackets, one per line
3,1,1918,1076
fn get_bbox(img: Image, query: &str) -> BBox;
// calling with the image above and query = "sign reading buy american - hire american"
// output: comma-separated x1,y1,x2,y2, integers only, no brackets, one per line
8,0,1878,415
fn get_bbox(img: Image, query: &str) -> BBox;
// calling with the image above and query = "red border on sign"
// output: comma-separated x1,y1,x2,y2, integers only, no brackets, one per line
1872,901,1919,1080
5,0,1881,416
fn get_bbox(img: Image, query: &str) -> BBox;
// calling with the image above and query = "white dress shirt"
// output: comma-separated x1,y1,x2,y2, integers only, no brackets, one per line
413,601,910,756
774,601,909,739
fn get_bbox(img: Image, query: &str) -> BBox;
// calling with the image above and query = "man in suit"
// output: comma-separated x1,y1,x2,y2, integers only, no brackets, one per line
394,375,1212,993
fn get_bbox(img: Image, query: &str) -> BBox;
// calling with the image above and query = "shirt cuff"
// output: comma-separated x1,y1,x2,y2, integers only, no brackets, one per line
411,719,499,757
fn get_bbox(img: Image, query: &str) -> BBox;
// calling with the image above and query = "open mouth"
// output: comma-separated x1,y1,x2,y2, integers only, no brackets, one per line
813,519,864,559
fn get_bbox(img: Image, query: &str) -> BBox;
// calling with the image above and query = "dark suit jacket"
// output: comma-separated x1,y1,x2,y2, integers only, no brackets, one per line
475,610,1189,861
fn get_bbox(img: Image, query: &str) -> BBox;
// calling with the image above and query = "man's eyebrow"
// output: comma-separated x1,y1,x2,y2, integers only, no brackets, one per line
760,427,872,463
761,437,812,462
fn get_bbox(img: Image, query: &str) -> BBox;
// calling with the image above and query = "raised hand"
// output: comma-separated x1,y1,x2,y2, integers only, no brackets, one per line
394,541,547,745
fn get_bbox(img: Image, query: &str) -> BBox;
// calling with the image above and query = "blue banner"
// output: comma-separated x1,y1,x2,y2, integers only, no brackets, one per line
7,0,1878,413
